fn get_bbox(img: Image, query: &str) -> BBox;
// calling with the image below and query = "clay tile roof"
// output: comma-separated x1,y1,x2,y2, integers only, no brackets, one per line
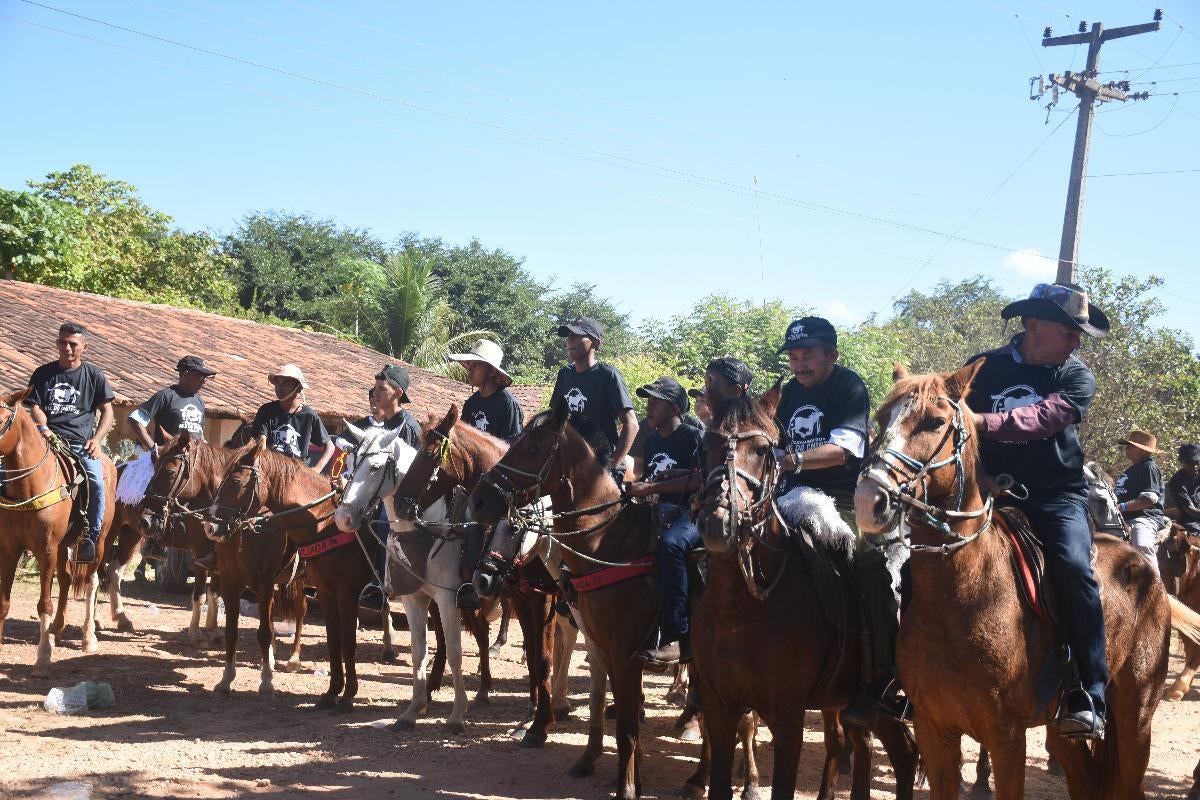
0,280,545,423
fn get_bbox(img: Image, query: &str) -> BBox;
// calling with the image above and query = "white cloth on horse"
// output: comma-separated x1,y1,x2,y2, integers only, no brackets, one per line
115,449,156,506
775,486,857,562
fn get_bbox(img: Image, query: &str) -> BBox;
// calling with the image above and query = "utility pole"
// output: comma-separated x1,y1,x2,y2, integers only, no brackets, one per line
1040,13,1160,284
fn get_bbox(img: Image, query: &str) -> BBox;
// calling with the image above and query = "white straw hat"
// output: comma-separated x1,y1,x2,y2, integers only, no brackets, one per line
448,339,512,387
267,363,309,389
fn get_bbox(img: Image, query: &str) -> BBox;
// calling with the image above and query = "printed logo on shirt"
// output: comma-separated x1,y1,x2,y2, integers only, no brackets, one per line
180,404,204,434
1115,473,1128,493
269,424,302,457
990,384,1043,414
564,388,588,414
645,452,678,480
471,411,490,432
48,382,80,415
786,405,825,442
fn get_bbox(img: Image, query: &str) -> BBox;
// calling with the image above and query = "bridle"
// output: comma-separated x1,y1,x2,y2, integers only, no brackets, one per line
339,433,401,527
210,459,265,534
395,428,461,519
142,447,206,536
479,427,565,511
0,402,54,482
700,427,789,601
859,393,993,555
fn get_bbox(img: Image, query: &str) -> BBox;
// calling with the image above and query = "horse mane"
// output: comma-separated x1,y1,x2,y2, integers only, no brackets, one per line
236,442,324,499
714,395,780,440
447,418,508,456
527,410,608,473
877,370,980,466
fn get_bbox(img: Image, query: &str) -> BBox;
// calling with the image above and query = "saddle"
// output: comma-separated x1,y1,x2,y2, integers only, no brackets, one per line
995,505,1058,627
51,438,89,535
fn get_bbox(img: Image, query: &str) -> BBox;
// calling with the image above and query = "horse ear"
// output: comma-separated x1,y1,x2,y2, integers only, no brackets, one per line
250,435,266,455
758,377,784,418
551,396,570,430
945,359,985,400
2,387,33,405
171,430,186,448
378,427,402,449
441,404,460,433
892,363,909,383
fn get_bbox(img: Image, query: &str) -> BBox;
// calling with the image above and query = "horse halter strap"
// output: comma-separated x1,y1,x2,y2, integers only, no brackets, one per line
864,394,993,554
0,401,17,442
143,449,194,514
483,432,564,510
212,460,264,526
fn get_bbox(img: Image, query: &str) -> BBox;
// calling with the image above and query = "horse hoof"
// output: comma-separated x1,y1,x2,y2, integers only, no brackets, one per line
1046,757,1063,777
488,644,503,657
392,717,417,732
676,717,701,742
519,729,547,749
258,685,274,697
1168,689,1186,701
117,618,135,633
381,649,396,664
315,695,336,710
679,783,705,800
82,639,99,655
214,685,232,698
666,687,688,706
969,784,993,799
741,788,766,800
568,760,595,779
553,705,572,722
443,720,466,736
470,696,490,710
333,699,354,715
31,663,51,679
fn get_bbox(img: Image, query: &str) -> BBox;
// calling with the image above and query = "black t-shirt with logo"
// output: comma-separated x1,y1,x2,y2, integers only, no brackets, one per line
774,365,870,497
1116,458,1166,522
965,339,1095,494
550,363,634,453
251,401,330,461
462,389,524,440
381,409,422,449
130,385,206,444
640,423,704,505
28,361,115,445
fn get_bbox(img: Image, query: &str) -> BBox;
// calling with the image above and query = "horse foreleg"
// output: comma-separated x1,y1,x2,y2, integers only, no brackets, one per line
467,607,492,708
681,711,710,800
551,609,578,721
439,590,470,734
335,583,359,714
816,710,847,800
380,602,397,664
767,720,805,800
32,547,57,676
80,570,100,654
568,631,607,778
610,660,644,800
428,603,447,699
0,546,19,652
107,545,136,632
214,580,240,696
700,701,740,800
735,710,763,800
51,555,70,639
913,715,963,800
256,584,276,695
188,569,206,646
873,715,919,800
316,588,343,710
979,730,1028,800
395,593,433,730
282,587,305,673
517,589,554,748
1169,639,1200,701
489,594,511,657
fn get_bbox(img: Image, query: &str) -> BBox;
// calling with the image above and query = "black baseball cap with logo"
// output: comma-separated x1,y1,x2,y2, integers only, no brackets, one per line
778,316,838,352
176,355,217,376
376,364,412,403
705,357,753,390
1179,444,1200,464
637,377,689,415
556,316,604,344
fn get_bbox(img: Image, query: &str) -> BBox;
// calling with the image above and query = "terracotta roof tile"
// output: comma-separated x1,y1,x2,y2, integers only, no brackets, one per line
0,280,545,423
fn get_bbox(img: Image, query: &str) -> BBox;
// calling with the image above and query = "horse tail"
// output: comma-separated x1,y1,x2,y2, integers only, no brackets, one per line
70,561,91,600
1169,595,1200,647
274,565,305,623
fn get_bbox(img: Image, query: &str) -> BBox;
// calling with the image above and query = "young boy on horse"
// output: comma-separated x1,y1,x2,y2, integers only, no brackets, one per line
550,316,638,483
627,377,704,667
130,354,219,567
1169,444,1200,536
964,281,1111,739
1115,429,1167,572
251,364,335,473
448,339,524,609
771,317,903,727
27,322,115,564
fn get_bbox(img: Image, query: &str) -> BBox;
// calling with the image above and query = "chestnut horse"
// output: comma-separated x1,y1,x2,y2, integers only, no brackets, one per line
392,403,578,747
855,362,1200,799
1166,525,1200,701
692,388,918,800
0,388,116,675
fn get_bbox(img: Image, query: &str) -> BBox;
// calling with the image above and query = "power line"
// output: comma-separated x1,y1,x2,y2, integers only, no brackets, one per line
1100,60,1200,74
1087,167,1200,177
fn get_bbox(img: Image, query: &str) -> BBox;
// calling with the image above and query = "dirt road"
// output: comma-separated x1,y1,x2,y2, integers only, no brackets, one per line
2,578,1198,799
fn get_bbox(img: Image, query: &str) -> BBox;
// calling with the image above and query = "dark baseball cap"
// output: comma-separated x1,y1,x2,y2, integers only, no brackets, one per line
557,316,604,343
376,364,412,403
1180,444,1200,464
637,377,689,415
176,355,216,376
779,316,838,352
687,387,705,399
706,357,753,390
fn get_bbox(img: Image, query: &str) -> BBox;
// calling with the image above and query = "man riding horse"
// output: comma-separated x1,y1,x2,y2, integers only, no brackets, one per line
1115,428,1167,572
770,316,904,728
1169,444,1200,536
963,281,1110,740
251,363,335,472
27,322,115,564
130,354,219,569
625,377,704,668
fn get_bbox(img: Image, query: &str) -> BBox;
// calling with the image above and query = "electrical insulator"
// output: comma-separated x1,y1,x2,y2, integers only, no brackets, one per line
1119,80,1131,92
1078,20,1087,33
1044,26,1053,38
1154,8,1163,21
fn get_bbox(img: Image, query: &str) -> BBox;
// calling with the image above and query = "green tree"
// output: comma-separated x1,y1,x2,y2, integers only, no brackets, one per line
540,282,640,373
0,189,86,285
837,322,906,408
883,278,1011,373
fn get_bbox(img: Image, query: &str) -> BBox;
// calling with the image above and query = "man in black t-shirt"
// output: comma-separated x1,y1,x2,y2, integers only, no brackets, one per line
1115,429,1167,571
450,339,524,441
965,281,1112,740
130,355,216,452
550,316,637,483
27,322,115,563
627,378,704,668
1168,444,1200,535
251,364,334,472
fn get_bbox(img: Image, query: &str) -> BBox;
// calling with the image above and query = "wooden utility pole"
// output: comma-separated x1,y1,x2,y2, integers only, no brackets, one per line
1041,15,1160,283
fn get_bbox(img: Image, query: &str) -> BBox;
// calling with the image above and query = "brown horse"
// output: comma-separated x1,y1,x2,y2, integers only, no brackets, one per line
854,362,1200,800
210,437,390,711
692,387,918,800
393,403,573,746
1167,525,1200,700
0,388,116,675
469,402,763,799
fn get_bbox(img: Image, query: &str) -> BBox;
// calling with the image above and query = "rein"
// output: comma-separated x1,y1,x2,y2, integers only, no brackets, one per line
214,460,336,535
860,394,994,555
0,407,70,512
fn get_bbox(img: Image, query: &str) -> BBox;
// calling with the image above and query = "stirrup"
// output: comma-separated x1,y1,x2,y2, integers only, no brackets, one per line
876,678,914,722
1055,685,1105,741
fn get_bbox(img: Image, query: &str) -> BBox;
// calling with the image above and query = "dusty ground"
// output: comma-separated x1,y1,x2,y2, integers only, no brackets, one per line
2,574,1199,800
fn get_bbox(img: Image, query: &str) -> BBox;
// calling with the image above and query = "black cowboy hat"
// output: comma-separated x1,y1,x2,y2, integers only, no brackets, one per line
1001,282,1110,339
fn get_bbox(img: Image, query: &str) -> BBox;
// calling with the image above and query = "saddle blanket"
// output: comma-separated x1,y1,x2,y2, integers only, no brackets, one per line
115,449,155,506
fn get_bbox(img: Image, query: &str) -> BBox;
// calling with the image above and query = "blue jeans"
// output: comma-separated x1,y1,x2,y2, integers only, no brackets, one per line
657,503,701,642
69,444,105,541
1015,490,1109,713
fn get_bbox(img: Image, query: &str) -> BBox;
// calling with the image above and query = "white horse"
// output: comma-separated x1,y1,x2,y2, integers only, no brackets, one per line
332,424,476,733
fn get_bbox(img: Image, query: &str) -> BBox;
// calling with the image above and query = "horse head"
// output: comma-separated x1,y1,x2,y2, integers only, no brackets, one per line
141,430,196,537
470,516,541,599
469,397,578,526
392,404,463,522
333,426,412,533
0,387,34,452
855,360,985,540
695,382,782,554
209,437,268,538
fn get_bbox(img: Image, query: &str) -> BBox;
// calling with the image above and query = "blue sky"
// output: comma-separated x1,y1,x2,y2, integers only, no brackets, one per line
3,0,1198,341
